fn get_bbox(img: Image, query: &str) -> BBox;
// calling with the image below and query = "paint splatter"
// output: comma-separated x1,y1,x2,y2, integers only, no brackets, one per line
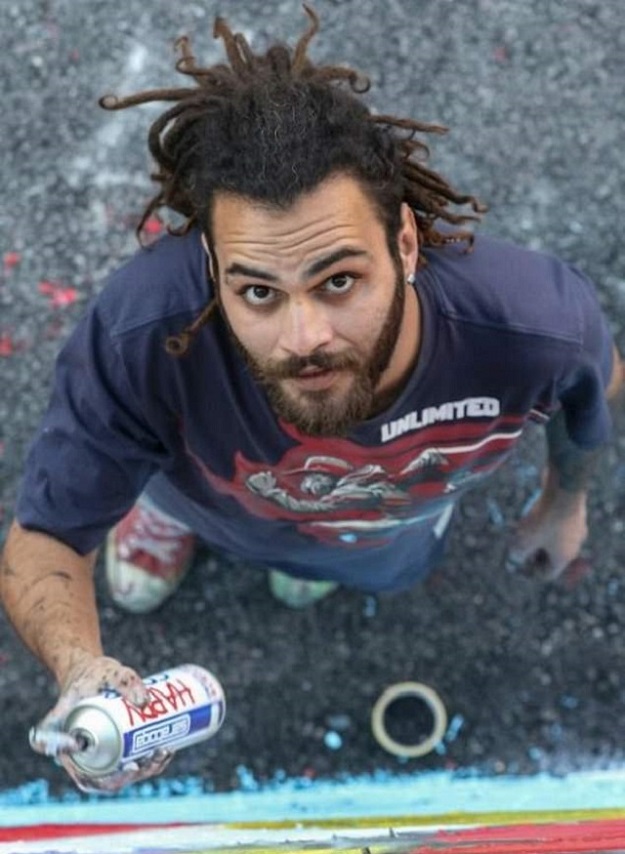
2,252,21,270
38,281,79,309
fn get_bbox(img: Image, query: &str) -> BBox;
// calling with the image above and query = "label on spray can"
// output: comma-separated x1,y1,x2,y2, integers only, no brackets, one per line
63,663,225,777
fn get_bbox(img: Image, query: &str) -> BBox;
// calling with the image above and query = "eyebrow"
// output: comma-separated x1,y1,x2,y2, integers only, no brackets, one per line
224,247,370,283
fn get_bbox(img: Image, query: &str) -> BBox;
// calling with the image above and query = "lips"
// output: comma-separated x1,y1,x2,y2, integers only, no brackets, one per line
288,368,340,391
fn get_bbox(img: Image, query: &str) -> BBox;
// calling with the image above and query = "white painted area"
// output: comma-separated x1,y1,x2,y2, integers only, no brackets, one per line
0,823,450,854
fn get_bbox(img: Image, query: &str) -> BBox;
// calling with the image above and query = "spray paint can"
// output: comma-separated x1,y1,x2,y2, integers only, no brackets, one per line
62,663,225,777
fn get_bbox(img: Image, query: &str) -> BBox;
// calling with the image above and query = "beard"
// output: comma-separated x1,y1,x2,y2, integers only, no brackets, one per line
225,261,408,437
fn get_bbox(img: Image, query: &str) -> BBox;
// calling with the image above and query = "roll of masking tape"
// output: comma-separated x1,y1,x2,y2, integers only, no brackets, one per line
371,681,448,758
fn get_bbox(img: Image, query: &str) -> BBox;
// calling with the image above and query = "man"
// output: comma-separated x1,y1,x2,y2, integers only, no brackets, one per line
0,7,622,793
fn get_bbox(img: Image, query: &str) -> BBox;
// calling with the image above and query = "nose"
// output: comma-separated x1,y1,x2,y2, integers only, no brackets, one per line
278,296,334,356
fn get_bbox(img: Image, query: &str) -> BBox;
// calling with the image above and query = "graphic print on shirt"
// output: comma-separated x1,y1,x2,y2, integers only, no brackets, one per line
183,412,525,548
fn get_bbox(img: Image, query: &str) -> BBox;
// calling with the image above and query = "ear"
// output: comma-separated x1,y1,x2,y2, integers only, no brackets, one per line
397,203,419,281
200,232,218,283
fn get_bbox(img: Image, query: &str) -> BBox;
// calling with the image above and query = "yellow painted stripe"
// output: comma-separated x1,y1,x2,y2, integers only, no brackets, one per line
228,807,625,830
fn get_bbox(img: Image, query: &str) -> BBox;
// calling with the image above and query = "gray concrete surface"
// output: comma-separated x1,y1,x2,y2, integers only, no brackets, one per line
1,0,625,799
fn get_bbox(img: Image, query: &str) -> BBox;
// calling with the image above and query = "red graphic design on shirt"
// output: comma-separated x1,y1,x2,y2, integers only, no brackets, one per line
185,417,525,547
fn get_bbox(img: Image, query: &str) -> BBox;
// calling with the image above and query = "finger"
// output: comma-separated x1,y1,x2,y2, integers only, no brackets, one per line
63,749,173,794
105,664,150,706
138,748,173,773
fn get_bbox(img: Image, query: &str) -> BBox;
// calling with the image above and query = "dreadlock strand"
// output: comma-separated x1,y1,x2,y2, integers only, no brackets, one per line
234,33,256,68
292,4,320,72
312,64,370,92
404,160,485,214
213,17,251,76
99,88,198,111
165,299,218,357
372,114,448,138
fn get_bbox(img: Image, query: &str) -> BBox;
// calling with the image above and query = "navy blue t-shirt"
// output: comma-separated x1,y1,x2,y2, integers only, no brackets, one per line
16,229,614,591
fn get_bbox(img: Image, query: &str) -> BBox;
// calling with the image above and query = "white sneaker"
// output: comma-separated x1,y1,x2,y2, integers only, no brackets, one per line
268,569,338,608
106,496,196,614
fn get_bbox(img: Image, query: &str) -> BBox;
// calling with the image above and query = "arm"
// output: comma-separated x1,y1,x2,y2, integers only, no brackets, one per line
0,521,171,792
0,520,103,685
507,345,623,578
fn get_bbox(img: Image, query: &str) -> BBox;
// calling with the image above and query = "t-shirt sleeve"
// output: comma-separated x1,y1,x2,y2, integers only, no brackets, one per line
16,301,167,554
556,263,615,449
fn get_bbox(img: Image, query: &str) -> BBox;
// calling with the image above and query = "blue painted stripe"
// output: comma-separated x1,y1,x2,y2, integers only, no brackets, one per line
2,769,625,826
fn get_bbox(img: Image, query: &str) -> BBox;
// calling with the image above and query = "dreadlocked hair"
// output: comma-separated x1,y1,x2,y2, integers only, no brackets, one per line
100,4,487,356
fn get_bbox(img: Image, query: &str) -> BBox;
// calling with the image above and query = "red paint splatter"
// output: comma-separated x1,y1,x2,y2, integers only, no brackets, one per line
0,334,16,356
3,251,21,269
143,216,164,236
38,280,79,308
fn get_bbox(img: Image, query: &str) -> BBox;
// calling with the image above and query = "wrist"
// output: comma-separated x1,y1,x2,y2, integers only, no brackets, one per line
50,647,100,691
541,466,587,511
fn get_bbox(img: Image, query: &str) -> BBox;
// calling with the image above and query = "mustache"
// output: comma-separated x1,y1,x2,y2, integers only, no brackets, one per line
258,350,361,380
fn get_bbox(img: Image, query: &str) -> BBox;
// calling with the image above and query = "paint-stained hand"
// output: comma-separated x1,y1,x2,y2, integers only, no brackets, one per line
59,746,173,794
505,485,588,581
29,653,171,792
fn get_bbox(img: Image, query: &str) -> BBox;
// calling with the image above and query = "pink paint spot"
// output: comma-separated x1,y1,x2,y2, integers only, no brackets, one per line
38,281,79,308
0,334,16,356
3,251,21,269
144,216,164,236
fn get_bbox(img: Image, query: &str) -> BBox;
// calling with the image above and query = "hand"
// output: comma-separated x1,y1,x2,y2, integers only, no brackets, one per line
58,746,173,795
505,485,588,581
29,653,171,793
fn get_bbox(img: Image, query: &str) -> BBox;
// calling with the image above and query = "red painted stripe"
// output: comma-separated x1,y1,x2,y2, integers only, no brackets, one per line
412,818,625,853
0,822,193,842
4,818,625,851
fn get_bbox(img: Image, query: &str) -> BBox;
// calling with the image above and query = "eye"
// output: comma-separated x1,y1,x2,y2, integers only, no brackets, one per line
240,285,277,306
322,273,356,295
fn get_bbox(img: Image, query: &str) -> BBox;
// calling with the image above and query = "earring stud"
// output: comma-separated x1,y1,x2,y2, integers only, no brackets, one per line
406,272,416,285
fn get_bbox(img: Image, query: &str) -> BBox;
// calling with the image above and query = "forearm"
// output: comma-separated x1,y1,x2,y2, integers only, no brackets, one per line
0,520,102,687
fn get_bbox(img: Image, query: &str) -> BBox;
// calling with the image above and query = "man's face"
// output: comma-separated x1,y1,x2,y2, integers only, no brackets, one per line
210,174,419,436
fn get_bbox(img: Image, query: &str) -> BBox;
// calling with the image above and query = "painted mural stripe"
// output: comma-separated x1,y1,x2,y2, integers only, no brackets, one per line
0,822,196,842
5,819,625,854
6,768,625,828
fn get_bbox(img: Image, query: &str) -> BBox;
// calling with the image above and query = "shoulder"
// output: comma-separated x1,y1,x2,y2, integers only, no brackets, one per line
95,228,212,338
420,234,598,344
